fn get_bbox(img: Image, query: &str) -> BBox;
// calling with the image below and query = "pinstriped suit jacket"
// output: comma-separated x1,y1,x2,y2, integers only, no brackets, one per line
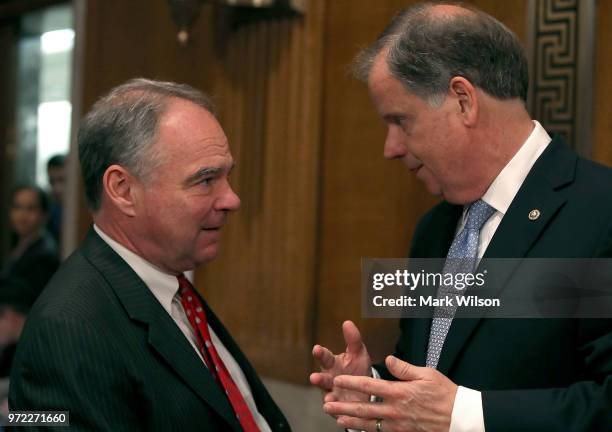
9,229,290,431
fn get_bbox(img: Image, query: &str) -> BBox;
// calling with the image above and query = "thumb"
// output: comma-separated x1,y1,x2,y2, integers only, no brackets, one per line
385,355,426,381
342,321,364,355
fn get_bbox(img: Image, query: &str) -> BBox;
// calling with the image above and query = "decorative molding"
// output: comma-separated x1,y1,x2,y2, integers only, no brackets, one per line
527,0,595,156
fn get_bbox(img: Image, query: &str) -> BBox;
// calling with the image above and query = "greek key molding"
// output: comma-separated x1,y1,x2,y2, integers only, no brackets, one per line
527,0,595,156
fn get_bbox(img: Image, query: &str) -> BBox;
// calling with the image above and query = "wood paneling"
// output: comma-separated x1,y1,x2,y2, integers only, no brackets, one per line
468,0,529,43
316,0,435,364
200,1,326,382
592,0,612,166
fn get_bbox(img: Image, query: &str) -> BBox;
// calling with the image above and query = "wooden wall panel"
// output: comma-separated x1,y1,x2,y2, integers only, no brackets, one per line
593,0,612,166
201,0,325,382
316,0,435,363
468,0,529,43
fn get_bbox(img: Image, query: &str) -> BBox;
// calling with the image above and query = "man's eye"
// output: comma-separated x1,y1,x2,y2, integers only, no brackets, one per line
387,116,405,127
200,177,214,186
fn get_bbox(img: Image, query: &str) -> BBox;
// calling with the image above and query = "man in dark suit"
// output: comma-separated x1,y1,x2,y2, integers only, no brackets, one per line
9,79,289,431
311,3,612,431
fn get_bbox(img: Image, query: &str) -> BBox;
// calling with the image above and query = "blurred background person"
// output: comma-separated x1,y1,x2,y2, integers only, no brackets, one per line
46,154,66,245
0,276,37,419
1,185,59,296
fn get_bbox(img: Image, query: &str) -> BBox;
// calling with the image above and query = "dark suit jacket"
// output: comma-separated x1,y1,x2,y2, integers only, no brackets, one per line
9,229,290,431
376,136,612,431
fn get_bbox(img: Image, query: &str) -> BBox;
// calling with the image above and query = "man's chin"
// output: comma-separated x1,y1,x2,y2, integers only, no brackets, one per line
441,189,482,205
194,244,220,265
421,179,443,198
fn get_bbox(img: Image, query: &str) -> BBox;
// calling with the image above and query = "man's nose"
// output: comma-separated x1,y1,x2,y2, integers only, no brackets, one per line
219,182,241,211
383,128,408,160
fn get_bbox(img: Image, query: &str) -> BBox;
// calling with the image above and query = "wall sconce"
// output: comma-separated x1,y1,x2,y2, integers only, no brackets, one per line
167,0,306,46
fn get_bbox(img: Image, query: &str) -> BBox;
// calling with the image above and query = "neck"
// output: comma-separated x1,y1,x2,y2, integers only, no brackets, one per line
475,100,534,192
94,210,181,276
94,211,144,259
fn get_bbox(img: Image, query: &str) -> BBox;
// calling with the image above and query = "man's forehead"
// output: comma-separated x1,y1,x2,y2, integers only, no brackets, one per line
161,99,219,129
156,100,229,150
368,51,392,85
368,59,409,107
167,137,233,164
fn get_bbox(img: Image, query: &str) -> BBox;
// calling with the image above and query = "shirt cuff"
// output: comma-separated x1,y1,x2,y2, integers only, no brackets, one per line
371,367,380,380
450,386,485,432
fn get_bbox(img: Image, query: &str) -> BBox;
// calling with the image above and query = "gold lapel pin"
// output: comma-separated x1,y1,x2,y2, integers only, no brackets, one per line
528,209,541,220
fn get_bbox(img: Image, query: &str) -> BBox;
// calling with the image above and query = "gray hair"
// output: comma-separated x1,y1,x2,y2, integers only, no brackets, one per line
78,78,216,211
353,2,529,106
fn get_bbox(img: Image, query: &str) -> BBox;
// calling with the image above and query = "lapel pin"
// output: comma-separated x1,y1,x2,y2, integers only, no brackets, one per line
528,209,541,221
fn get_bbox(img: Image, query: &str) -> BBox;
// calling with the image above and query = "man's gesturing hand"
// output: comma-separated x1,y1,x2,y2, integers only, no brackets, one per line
310,321,372,403
323,355,458,432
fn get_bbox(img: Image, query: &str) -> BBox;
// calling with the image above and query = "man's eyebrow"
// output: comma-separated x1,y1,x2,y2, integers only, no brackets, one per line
184,167,222,185
183,162,236,185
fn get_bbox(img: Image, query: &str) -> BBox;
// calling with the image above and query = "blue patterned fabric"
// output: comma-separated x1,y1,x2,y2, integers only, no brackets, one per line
426,200,496,369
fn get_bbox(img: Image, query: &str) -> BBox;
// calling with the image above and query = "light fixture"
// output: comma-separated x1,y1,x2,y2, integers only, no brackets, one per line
166,0,305,46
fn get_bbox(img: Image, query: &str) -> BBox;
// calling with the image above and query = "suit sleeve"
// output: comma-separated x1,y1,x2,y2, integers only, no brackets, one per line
482,378,612,431
9,316,142,431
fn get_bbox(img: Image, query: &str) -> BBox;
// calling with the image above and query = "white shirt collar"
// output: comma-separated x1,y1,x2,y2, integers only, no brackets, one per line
93,224,179,316
480,120,551,215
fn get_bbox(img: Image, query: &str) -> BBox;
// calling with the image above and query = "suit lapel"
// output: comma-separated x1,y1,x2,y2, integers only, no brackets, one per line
436,136,578,375
80,230,241,430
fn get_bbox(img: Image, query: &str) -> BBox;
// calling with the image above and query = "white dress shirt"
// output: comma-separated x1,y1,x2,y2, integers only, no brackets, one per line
94,225,271,432
449,120,551,432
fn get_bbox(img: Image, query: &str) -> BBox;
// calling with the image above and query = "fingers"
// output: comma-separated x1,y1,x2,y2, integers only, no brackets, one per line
323,392,337,403
309,372,333,391
312,344,335,370
324,400,391,421
385,355,427,381
333,375,396,399
342,320,365,355
336,416,379,432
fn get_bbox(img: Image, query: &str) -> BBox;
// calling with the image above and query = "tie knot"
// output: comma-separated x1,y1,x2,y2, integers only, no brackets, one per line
177,274,195,295
465,199,496,230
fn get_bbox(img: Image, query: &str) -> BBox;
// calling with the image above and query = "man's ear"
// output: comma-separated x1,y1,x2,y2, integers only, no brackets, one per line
102,165,139,217
448,76,478,127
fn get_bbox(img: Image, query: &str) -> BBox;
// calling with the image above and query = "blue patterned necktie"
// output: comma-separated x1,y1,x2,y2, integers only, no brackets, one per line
425,199,496,369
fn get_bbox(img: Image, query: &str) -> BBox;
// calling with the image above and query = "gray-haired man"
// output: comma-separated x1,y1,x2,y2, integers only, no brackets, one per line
10,79,289,432
311,3,612,431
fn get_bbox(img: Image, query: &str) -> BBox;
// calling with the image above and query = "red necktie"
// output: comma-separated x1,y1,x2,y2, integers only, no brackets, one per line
177,275,261,432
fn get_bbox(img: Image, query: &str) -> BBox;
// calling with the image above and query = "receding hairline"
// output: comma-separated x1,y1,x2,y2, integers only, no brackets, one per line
425,2,478,19
354,1,493,82
103,87,215,117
